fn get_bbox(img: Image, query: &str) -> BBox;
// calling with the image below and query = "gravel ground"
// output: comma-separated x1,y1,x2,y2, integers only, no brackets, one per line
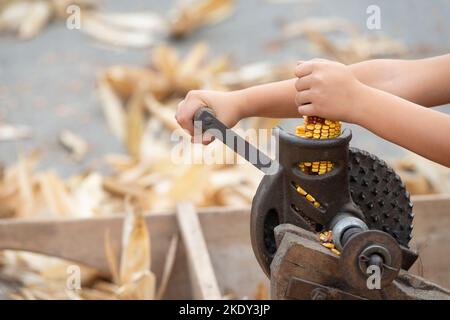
1,0,449,176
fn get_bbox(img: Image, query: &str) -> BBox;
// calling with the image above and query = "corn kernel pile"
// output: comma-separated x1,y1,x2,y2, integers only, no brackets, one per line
319,230,341,256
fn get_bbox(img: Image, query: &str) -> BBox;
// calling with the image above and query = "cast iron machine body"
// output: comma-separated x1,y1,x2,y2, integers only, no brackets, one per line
194,108,449,300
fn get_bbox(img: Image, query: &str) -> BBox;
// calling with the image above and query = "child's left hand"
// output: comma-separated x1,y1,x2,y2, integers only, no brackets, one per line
294,59,366,124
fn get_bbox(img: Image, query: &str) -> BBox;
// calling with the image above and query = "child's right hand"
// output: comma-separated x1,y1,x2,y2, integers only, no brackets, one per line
176,90,244,144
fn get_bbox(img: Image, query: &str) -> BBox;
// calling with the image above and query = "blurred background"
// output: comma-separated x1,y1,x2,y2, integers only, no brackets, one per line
0,0,449,300
2,0,450,174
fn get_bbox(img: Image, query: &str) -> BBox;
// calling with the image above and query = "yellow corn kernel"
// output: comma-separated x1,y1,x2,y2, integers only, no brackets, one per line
296,186,307,196
319,231,333,243
322,242,335,249
331,248,341,256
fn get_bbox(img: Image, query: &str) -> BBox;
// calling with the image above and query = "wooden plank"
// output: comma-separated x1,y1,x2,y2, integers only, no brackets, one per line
176,202,222,300
410,193,450,289
412,193,450,203
0,207,246,275
0,207,263,299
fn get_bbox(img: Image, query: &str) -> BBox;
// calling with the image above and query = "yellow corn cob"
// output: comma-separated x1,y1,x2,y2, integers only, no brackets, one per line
296,116,342,175
294,116,343,208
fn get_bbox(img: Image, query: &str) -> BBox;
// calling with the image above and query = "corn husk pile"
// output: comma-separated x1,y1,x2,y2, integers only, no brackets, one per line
0,0,235,47
0,203,165,300
0,41,289,299
0,6,441,299
0,0,96,40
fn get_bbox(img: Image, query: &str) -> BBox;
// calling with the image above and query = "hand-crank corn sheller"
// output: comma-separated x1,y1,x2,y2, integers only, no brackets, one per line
193,107,431,299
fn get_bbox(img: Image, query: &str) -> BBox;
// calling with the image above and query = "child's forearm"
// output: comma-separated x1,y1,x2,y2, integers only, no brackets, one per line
236,55,450,120
236,79,298,119
350,55,450,107
355,85,450,167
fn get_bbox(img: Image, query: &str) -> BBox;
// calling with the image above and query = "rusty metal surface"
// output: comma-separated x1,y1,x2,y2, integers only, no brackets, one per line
339,230,402,291
270,224,450,300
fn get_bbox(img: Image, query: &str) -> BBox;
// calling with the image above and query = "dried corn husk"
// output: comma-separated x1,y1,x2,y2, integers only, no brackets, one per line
282,16,407,64
18,0,52,39
116,205,155,299
0,0,98,39
97,75,126,141
80,11,162,48
169,0,235,38
0,123,31,141
59,130,89,161
253,282,268,300
156,235,178,300
1,0,234,46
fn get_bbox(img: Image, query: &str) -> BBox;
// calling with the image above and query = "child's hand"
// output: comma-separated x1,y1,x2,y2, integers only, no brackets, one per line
176,90,244,144
294,59,366,124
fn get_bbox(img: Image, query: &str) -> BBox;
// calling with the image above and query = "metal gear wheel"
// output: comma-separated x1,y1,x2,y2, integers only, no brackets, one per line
347,148,414,248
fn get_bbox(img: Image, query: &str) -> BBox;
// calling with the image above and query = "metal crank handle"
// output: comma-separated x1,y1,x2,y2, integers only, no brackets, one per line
193,107,275,173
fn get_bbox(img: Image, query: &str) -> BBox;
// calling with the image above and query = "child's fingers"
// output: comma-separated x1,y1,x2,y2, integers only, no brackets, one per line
295,75,314,92
202,134,215,145
176,99,200,136
295,90,312,106
294,61,314,78
298,104,317,117
191,132,215,145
